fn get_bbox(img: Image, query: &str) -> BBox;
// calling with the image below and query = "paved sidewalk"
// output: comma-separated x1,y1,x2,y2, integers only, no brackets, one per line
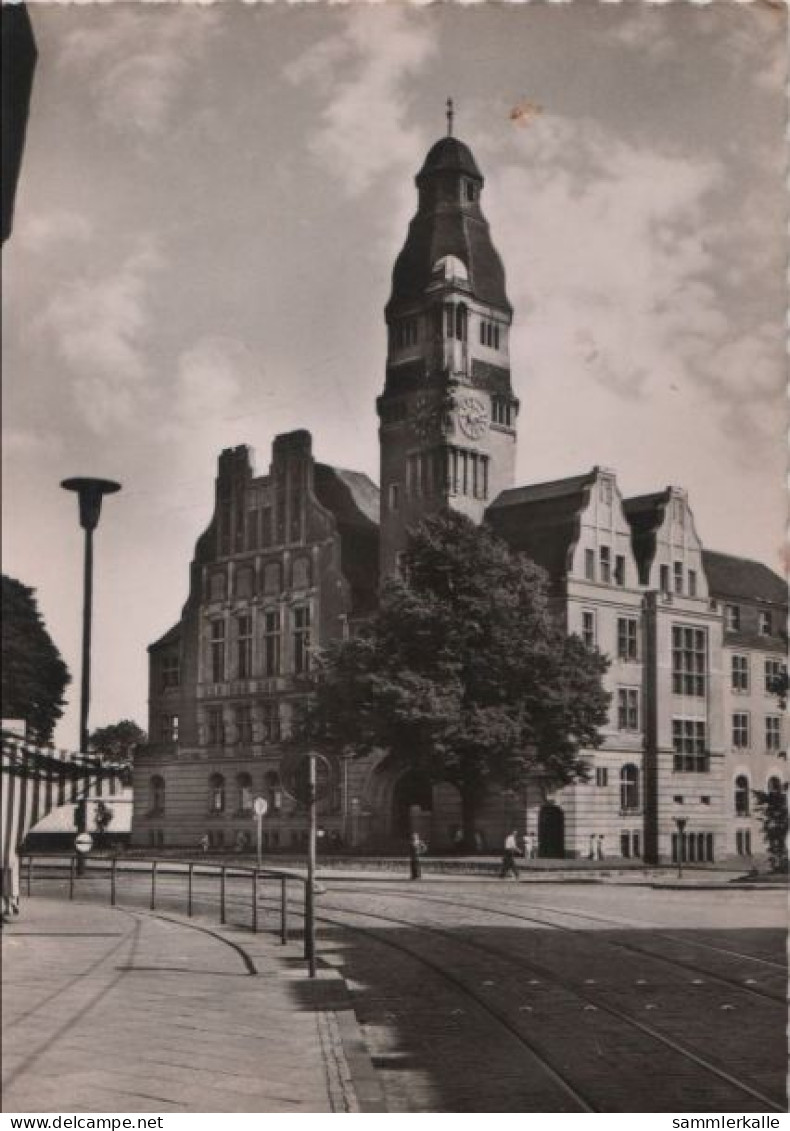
2,897,384,1113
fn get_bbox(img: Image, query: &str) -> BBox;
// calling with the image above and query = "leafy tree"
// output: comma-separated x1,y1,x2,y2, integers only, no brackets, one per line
752,784,788,873
300,511,610,845
1,574,70,743
89,719,147,764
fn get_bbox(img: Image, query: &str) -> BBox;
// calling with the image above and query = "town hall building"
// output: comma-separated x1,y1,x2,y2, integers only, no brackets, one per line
133,118,787,863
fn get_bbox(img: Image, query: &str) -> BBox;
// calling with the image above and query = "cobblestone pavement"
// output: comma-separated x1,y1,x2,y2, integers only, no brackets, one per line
308,881,787,1113
2,898,380,1113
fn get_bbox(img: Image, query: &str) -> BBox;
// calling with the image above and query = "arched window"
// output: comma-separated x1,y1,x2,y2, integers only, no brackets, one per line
734,774,750,816
150,775,165,815
264,770,282,812
767,776,783,794
620,764,639,812
209,773,225,814
237,773,253,815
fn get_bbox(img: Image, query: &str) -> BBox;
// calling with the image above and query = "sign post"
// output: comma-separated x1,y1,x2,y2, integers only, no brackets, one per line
253,795,268,870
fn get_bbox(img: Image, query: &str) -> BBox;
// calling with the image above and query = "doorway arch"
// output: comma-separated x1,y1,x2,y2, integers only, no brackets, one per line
391,769,433,839
538,803,565,858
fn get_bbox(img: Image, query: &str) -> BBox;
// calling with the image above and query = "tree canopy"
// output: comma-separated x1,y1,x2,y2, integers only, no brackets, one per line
1,574,70,743
752,783,788,873
89,719,147,763
300,511,610,839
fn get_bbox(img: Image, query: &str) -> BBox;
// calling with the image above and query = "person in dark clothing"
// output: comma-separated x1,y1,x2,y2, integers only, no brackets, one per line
409,832,426,880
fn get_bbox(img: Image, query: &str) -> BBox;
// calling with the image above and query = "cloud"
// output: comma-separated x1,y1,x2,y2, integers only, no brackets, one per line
489,113,781,452
17,209,93,254
286,8,437,196
34,241,163,433
172,337,255,425
58,8,219,137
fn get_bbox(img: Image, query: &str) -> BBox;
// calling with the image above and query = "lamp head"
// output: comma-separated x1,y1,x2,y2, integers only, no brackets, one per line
61,477,121,532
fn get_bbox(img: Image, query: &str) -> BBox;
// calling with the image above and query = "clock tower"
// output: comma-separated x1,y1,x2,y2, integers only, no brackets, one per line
377,106,519,575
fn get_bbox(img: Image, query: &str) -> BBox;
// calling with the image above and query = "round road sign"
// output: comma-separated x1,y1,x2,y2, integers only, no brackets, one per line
253,796,268,818
75,832,93,854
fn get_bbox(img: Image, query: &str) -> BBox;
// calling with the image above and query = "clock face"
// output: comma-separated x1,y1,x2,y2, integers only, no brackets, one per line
457,396,489,440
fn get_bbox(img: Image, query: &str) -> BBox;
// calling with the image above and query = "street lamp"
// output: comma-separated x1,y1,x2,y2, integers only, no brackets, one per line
674,816,688,881
61,478,121,754
61,477,120,869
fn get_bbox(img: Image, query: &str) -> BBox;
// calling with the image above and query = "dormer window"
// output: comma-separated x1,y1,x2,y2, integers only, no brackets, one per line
759,611,772,636
725,604,741,632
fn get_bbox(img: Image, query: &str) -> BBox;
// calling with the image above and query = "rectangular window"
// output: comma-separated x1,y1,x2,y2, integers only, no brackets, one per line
672,719,708,772
263,610,281,677
261,700,281,743
766,716,782,751
732,712,750,749
725,604,741,632
765,658,785,694
736,829,752,857
731,654,749,693
210,620,225,683
161,655,180,691
293,605,311,674
599,546,611,585
614,555,625,587
581,610,596,649
595,767,608,787
584,549,595,581
160,714,179,744
659,564,670,593
671,625,706,696
759,611,772,636
673,561,684,595
237,615,253,680
688,570,697,597
207,708,224,747
617,688,640,731
236,704,253,745
617,617,639,662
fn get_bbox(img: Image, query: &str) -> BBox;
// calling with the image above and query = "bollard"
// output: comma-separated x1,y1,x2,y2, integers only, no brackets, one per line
280,876,288,945
26,855,32,898
110,857,117,907
220,866,226,926
187,863,193,918
252,870,258,933
150,859,157,911
69,856,76,901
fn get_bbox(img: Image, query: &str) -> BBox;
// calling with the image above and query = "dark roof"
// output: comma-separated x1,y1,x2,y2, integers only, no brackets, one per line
486,471,596,581
417,137,482,182
388,136,510,314
702,550,787,608
623,490,671,585
148,623,181,652
314,464,380,614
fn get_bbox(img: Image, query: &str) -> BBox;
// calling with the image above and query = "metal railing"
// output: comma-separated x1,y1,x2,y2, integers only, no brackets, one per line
21,854,313,970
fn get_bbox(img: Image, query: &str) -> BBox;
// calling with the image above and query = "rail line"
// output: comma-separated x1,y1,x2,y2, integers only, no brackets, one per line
267,891,785,1113
327,884,786,1006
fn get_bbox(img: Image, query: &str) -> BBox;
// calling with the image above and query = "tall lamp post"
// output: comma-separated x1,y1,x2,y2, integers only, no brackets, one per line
61,478,121,867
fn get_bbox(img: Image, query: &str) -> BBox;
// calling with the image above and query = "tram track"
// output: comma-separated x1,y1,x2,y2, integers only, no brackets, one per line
258,890,785,1113
327,884,786,1006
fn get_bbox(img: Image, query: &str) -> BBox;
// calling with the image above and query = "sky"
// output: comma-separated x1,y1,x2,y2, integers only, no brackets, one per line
2,0,787,749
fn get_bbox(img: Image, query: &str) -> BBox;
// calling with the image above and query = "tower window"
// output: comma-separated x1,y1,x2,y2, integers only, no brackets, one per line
210,620,226,683
464,180,476,202
389,483,400,511
491,398,512,427
391,317,419,349
479,320,500,349
455,304,467,342
263,610,281,677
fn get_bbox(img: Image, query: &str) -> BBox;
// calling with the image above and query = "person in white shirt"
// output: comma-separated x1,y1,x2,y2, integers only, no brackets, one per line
499,829,522,879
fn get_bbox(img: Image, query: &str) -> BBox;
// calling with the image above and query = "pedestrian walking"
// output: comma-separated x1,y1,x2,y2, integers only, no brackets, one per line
588,833,596,860
596,834,604,861
499,828,523,879
409,831,426,880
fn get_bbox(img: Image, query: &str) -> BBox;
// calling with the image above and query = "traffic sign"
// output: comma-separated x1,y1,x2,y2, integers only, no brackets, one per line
75,832,93,854
253,796,268,817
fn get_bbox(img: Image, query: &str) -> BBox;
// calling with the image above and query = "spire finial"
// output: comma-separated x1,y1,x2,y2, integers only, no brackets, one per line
446,97,454,137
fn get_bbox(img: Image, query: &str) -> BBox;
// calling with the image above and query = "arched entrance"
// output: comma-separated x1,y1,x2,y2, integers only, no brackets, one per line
538,803,565,858
392,769,433,839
